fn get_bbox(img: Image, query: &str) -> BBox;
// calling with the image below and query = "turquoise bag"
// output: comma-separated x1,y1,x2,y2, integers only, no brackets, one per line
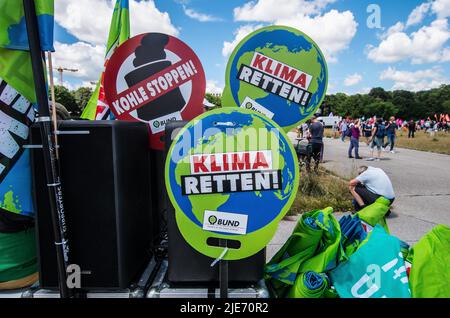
330,225,411,298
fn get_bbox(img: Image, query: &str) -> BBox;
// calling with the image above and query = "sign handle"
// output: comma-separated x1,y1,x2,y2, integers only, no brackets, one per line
219,239,228,298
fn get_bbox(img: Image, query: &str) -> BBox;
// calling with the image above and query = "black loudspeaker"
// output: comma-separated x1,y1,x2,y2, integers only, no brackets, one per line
164,121,265,284
30,121,155,290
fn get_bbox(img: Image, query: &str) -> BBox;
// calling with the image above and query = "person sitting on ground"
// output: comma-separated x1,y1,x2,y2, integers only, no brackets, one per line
307,115,324,172
348,166,395,216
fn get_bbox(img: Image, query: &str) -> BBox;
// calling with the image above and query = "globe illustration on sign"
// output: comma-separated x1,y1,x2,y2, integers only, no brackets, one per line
165,108,299,260
223,26,328,131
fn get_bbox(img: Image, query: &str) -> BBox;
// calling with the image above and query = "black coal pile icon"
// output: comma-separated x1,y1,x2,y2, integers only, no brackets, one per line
124,33,186,121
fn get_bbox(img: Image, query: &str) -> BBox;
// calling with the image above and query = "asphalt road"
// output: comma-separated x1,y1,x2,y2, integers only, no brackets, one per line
267,137,450,260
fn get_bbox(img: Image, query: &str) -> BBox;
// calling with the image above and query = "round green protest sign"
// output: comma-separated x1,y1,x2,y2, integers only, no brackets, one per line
222,25,328,132
165,108,299,260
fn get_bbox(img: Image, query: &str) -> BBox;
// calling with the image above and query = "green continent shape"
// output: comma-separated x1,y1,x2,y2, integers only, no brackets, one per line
235,44,322,122
237,51,269,104
174,131,230,223
256,44,321,115
0,190,22,214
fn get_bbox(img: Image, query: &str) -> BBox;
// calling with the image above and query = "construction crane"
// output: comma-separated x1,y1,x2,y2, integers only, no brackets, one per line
54,66,78,86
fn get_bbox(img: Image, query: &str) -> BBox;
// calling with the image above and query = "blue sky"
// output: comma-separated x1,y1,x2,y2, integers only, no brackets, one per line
53,0,450,95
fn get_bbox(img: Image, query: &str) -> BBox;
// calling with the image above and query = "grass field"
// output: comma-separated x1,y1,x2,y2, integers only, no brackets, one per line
289,170,354,215
324,128,450,155
395,130,450,155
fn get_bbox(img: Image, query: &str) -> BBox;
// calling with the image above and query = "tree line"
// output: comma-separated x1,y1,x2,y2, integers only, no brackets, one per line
52,85,93,117
52,84,450,121
323,85,450,120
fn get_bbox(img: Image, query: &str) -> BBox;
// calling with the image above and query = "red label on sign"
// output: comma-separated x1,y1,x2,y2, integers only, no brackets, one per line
104,33,206,150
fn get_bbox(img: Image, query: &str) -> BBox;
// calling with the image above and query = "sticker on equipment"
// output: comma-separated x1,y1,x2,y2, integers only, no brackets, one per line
240,97,274,119
149,111,182,133
203,210,248,235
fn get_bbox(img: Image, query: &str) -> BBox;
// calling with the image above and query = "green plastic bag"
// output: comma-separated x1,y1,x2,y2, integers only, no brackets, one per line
288,271,338,298
407,224,450,298
357,197,390,233
265,207,342,298
330,225,411,298
0,228,37,283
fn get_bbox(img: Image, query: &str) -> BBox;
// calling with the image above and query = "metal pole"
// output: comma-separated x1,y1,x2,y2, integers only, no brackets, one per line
47,52,60,159
219,239,228,298
23,0,72,298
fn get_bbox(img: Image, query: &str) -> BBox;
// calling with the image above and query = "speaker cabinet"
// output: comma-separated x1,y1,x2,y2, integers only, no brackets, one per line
164,121,265,284
31,120,155,290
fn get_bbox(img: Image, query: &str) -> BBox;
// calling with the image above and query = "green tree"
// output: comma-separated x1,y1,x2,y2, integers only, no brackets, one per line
366,101,398,119
324,85,450,120
325,93,349,116
205,93,222,107
392,90,416,119
442,100,450,114
53,85,79,116
73,87,93,111
369,87,391,101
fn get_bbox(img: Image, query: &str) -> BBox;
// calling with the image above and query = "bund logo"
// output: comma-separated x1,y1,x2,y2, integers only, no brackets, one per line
208,215,218,225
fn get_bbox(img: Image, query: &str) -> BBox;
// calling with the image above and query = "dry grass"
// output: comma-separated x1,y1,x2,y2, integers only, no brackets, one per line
396,130,450,155
324,128,450,155
289,170,354,215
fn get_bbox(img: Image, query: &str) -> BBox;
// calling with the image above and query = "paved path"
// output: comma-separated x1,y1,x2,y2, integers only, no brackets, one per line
267,137,450,260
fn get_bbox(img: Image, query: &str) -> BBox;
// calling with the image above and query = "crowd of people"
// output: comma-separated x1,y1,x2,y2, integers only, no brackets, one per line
335,114,450,161
290,117,397,219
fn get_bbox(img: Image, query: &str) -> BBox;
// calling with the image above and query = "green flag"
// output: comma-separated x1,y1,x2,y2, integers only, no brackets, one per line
0,0,54,218
0,0,54,285
81,0,130,120
0,0,54,52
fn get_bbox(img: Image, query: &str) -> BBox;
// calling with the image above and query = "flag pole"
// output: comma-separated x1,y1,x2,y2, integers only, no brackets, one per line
47,51,60,159
22,0,73,298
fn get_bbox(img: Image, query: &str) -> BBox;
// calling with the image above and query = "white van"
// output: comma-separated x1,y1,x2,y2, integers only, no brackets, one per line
318,116,341,128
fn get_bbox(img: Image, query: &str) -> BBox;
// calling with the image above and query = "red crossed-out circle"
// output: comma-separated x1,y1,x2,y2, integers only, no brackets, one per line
104,33,206,150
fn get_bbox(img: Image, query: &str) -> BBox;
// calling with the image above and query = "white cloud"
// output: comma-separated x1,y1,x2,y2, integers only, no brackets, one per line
80,81,98,90
222,24,263,57
380,67,448,91
275,10,358,63
55,0,178,46
379,22,405,40
432,0,450,18
368,19,450,64
358,87,371,94
344,73,362,86
228,0,357,63
206,80,224,94
234,0,336,22
52,42,104,82
183,6,221,22
406,2,432,27
130,0,179,36
405,0,450,26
